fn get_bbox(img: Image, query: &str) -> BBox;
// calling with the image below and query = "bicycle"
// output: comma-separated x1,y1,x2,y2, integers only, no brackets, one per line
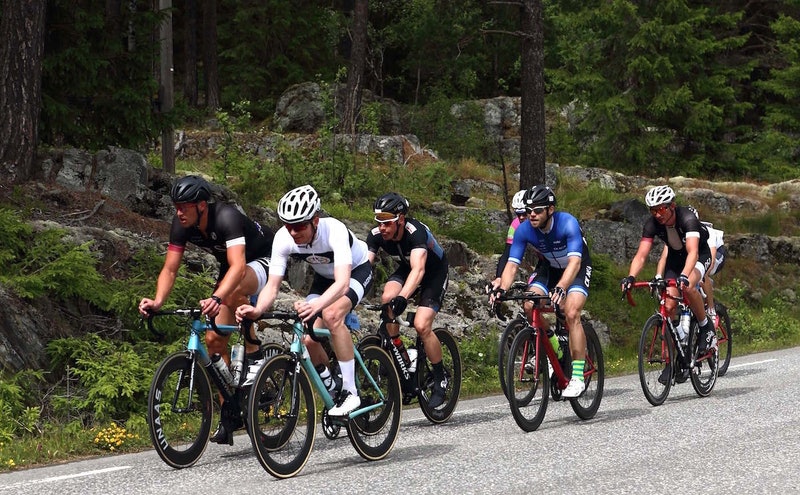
357,303,462,424
144,309,282,468
623,278,719,406
493,286,605,432
246,310,402,479
496,281,540,400
699,285,732,376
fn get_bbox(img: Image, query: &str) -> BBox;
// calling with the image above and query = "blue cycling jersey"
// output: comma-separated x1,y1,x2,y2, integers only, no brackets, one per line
508,211,591,269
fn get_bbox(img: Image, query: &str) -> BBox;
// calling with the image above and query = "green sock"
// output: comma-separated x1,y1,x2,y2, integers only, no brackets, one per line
572,359,585,382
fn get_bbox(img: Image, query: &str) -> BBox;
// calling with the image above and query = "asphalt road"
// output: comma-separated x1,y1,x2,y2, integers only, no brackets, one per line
1,347,798,494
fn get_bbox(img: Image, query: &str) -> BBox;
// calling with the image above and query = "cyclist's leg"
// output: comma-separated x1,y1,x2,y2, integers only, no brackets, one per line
327,261,372,415
237,258,270,354
561,264,589,398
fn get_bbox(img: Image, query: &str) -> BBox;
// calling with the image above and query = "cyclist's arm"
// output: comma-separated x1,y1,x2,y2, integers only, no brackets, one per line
627,237,654,279
153,248,183,306
250,273,283,316
681,235,700,278
214,243,247,302
494,243,512,279
707,243,717,274
656,244,668,278
399,247,427,299
308,263,352,315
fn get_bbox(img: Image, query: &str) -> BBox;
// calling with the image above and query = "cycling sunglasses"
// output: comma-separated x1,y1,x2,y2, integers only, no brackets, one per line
374,212,399,223
526,205,548,215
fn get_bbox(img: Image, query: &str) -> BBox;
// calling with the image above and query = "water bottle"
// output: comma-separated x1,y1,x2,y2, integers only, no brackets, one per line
230,344,244,384
391,336,411,367
546,329,563,359
210,353,233,386
678,308,691,344
407,348,418,373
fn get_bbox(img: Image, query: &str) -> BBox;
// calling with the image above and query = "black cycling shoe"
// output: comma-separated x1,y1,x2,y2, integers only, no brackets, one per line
210,418,243,446
697,322,717,355
658,364,671,385
428,376,448,409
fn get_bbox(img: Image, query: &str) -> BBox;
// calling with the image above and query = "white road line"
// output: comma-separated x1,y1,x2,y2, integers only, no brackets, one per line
728,358,777,369
0,466,131,490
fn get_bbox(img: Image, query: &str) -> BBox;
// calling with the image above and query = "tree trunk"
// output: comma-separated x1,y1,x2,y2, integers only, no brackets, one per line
183,0,199,107
518,0,546,189
0,0,47,183
341,0,369,135
159,0,175,174
202,0,220,110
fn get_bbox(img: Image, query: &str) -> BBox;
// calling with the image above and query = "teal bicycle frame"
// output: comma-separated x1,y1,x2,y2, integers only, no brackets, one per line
280,317,388,419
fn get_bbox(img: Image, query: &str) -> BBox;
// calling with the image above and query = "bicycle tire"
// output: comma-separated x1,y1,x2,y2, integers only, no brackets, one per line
418,328,462,424
690,321,718,397
261,341,286,361
569,322,604,420
637,315,673,406
715,303,732,376
498,316,526,400
147,352,213,469
506,327,549,432
347,345,402,461
248,354,316,479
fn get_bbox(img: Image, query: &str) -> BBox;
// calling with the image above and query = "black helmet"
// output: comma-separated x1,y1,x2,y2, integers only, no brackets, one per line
373,192,409,216
170,175,211,203
524,185,556,207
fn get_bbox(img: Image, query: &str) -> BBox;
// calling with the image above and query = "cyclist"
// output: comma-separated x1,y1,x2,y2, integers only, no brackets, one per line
138,175,274,444
621,185,716,360
492,189,539,288
490,185,592,398
655,205,726,322
366,192,450,408
235,185,372,417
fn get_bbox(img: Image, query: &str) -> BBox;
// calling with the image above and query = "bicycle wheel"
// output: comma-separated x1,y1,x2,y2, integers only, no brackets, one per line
347,345,402,461
569,322,604,420
248,354,316,479
638,315,673,406
506,327,549,432
715,303,732,376
498,316,526,400
261,341,286,361
690,323,718,397
147,352,213,469
418,328,462,424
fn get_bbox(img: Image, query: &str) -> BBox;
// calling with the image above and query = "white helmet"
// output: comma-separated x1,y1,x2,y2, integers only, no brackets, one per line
278,185,320,223
511,190,526,213
644,185,675,207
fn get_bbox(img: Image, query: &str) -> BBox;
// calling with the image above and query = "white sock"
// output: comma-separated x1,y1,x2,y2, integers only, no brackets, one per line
339,359,357,396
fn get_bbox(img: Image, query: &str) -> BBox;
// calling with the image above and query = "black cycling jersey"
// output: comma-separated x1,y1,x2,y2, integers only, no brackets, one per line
641,205,710,257
168,202,274,267
366,218,449,277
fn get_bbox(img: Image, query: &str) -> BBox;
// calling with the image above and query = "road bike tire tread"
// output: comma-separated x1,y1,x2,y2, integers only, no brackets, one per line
347,345,402,461
638,315,672,406
506,327,549,432
418,328,462,424
248,354,316,479
715,303,732,376
498,317,527,400
147,352,213,469
569,323,604,420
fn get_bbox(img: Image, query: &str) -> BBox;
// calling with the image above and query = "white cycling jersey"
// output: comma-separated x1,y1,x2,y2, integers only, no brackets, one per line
269,217,369,279
702,221,724,249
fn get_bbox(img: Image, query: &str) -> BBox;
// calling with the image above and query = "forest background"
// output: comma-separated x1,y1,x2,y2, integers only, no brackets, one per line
0,0,799,471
